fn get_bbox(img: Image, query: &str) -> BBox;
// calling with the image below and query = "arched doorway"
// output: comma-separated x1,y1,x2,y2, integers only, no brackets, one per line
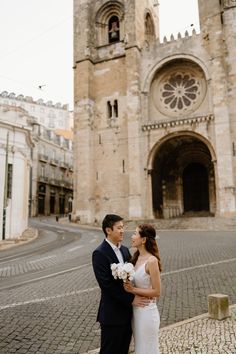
151,134,216,218
183,163,209,212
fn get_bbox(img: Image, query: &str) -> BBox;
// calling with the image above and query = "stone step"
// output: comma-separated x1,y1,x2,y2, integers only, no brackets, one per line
125,217,236,231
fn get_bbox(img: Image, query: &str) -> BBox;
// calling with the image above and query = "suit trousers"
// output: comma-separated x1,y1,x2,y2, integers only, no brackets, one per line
100,323,132,354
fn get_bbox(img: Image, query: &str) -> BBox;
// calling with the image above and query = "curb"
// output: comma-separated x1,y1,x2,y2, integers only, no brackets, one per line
0,227,38,251
159,303,236,331
84,304,236,354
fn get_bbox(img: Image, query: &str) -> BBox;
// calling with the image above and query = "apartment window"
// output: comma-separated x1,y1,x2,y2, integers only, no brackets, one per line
40,164,45,177
49,168,55,181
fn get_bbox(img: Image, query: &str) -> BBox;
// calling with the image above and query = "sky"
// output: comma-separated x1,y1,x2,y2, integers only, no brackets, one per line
0,0,199,111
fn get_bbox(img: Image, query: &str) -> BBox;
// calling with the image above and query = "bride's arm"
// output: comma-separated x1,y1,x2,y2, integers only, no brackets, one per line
124,257,161,298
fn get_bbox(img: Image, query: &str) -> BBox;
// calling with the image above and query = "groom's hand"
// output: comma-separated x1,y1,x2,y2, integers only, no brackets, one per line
132,295,150,307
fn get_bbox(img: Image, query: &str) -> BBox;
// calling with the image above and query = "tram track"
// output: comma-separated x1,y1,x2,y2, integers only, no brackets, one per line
0,227,82,265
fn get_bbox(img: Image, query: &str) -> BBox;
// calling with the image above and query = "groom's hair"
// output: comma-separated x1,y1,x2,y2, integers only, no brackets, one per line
102,214,123,237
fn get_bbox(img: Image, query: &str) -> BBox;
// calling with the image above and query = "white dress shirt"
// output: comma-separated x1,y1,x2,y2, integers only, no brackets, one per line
106,238,124,264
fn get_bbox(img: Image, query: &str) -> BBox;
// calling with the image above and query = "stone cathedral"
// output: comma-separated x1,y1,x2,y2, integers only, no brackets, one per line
73,0,236,224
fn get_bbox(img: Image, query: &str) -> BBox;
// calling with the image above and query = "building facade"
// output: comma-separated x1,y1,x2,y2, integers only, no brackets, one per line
0,105,34,240
0,91,71,130
73,0,236,223
31,125,73,217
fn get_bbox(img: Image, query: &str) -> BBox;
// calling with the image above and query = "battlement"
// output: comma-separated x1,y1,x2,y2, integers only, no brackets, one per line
160,27,199,45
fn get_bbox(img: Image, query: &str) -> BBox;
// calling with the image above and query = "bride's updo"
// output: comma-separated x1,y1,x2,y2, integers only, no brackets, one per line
132,224,162,272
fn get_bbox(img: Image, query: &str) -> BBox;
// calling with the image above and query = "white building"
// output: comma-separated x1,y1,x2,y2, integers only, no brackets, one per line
0,91,72,130
0,105,34,240
31,124,73,217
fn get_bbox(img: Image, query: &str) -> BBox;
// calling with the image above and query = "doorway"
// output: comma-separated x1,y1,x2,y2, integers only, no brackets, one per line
183,163,209,212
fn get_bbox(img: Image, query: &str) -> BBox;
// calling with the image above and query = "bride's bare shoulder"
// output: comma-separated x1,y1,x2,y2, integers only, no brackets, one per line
147,255,158,265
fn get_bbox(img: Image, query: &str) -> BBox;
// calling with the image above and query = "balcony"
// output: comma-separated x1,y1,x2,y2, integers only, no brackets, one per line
49,178,60,186
50,158,59,166
38,154,48,162
38,176,49,183
60,161,69,169
64,180,73,189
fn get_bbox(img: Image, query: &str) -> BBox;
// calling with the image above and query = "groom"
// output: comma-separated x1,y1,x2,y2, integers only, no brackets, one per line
92,214,148,354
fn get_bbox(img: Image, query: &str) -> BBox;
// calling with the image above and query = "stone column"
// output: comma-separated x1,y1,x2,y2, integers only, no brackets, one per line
214,107,236,216
126,47,142,218
73,57,95,224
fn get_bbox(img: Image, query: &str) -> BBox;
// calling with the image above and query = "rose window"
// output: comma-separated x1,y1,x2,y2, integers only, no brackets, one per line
151,64,207,118
162,74,199,110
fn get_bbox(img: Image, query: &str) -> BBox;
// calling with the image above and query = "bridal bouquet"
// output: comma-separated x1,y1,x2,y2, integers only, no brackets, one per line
110,262,135,282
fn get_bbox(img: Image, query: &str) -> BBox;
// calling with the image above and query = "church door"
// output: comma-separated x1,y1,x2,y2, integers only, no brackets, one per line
183,163,209,212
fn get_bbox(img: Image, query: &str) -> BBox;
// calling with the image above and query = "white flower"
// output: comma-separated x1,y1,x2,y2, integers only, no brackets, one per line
110,262,135,282
123,262,134,273
111,263,118,271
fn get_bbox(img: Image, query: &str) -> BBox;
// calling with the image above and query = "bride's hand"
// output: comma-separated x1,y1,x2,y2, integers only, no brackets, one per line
123,280,134,293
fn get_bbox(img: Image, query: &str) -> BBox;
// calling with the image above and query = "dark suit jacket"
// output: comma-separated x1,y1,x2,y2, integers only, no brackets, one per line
92,239,135,326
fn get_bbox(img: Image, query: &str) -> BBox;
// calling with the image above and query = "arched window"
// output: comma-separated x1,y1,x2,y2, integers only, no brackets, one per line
145,13,155,37
96,2,124,46
108,16,120,43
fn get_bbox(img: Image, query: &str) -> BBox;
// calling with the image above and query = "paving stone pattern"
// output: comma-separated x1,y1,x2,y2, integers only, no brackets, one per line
158,306,236,354
0,224,235,353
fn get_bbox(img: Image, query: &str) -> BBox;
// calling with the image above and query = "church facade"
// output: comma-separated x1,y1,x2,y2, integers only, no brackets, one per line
73,0,236,223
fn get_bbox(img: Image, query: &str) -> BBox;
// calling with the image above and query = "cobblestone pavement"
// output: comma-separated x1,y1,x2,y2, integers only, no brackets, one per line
0,219,235,353
158,305,236,354
86,306,236,354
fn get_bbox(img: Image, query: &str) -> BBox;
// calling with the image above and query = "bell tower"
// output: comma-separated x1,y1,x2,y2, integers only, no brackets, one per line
73,0,159,223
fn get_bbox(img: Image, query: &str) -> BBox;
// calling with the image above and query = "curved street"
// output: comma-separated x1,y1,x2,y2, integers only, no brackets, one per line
0,218,235,353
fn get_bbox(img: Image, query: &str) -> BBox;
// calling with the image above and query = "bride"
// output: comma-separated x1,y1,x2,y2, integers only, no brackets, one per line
124,224,162,354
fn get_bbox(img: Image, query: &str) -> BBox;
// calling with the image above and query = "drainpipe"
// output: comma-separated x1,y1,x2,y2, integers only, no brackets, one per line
2,131,9,240
29,147,33,218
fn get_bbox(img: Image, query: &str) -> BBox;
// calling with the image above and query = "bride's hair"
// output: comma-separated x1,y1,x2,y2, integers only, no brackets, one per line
131,224,162,272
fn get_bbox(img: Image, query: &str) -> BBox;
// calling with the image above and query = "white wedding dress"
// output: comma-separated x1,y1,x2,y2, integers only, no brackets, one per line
132,263,160,354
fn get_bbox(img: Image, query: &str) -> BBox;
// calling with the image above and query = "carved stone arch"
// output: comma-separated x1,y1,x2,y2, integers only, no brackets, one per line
95,1,124,46
147,130,217,170
142,54,211,94
146,131,217,218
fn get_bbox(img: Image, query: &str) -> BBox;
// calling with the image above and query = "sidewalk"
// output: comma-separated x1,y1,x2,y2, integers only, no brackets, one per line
86,305,236,354
0,227,38,251
157,304,236,353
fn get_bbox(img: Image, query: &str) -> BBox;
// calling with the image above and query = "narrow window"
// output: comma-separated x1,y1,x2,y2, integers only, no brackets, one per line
107,101,112,118
233,142,236,156
122,159,125,173
145,13,155,37
41,164,45,177
99,134,102,144
114,100,118,117
220,12,224,25
7,164,13,199
108,16,120,43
